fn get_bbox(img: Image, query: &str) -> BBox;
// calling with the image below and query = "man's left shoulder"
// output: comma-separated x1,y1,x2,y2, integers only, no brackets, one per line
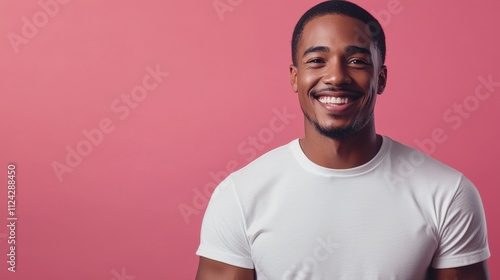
383,136,466,186
386,136,461,170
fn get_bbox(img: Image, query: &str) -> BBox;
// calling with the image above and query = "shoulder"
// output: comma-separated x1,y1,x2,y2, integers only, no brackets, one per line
218,139,300,200
231,139,298,179
383,136,464,185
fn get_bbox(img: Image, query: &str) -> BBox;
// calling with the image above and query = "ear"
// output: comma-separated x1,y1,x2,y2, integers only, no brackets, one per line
289,64,298,93
377,65,387,95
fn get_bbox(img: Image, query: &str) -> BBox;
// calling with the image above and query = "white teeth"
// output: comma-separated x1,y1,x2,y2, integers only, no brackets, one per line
318,96,351,104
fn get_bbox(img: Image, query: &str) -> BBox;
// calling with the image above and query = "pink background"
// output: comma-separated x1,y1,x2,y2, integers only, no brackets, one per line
1,0,498,279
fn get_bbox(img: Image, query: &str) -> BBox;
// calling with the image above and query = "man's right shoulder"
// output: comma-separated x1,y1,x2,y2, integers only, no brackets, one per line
232,139,297,177
217,139,298,197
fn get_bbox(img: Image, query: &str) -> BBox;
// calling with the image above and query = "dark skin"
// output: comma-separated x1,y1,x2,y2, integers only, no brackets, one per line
196,14,489,280
195,257,255,280
291,14,387,170
427,262,490,280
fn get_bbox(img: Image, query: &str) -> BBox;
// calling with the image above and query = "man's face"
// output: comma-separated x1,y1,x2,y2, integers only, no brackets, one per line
290,14,387,139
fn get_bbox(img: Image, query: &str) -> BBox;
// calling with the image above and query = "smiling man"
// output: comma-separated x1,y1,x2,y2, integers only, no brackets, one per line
195,1,490,279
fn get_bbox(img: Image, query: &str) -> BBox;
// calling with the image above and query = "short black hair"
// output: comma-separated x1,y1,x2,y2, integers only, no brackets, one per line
291,0,386,66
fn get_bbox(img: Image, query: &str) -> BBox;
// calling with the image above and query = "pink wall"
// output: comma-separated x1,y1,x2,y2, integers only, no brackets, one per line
0,0,498,279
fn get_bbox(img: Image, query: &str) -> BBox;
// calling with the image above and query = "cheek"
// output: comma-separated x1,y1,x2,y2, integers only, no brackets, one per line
351,72,373,88
302,74,317,86
299,71,321,90
298,92,312,108
359,91,378,115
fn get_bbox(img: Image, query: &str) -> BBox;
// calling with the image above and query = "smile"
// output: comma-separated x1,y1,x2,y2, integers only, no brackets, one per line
317,96,352,105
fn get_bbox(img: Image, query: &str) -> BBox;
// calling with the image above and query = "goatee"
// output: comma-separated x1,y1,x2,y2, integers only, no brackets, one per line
303,110,354,140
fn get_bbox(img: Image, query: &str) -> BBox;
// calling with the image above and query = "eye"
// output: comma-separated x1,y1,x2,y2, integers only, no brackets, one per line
348,58,370,65
307,58,325,64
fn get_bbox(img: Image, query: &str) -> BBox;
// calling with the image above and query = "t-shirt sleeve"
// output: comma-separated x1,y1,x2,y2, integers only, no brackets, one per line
196,176,254,269
432,175,490,268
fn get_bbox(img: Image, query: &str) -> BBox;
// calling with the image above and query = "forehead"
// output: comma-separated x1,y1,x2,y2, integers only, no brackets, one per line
299,14,374,50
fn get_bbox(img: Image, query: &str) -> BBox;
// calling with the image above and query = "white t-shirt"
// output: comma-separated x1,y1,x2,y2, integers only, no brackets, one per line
196,137,490,280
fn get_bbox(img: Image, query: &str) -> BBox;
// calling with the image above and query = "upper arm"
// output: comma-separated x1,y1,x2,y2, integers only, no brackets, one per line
196,178,254,269
428,261,490,280
432,176,490,268
196,257,255,280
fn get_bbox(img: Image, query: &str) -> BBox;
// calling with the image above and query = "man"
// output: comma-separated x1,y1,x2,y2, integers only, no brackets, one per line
195,1,490,279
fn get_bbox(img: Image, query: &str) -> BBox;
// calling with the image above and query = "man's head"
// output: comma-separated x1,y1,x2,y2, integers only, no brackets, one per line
290,0,388,140
292,0,386,67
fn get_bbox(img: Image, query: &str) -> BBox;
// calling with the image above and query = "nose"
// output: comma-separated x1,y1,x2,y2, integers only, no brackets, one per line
321,60,352,86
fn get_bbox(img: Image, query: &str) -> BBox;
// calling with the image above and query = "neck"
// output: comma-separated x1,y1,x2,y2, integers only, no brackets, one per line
299,119,382,169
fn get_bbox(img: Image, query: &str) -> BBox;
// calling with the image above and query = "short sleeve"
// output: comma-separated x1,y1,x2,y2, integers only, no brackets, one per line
432,175,490,268
196,176,254,269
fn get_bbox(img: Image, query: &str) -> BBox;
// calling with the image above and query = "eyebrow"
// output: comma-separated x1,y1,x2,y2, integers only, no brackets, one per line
303,46,330,57
345,45,371,56
302,45,371,57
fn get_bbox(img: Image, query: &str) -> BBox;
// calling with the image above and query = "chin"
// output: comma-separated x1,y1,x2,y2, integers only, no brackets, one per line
314,121,355,140
304,110,356,139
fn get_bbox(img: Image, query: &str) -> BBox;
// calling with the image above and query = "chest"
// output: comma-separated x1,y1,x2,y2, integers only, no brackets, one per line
245,182,439,279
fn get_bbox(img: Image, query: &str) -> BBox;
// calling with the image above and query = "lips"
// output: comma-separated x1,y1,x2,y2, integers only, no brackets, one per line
312,91,360,113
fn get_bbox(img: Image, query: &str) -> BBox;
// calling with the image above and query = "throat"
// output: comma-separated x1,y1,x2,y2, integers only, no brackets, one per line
299,134,382,169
